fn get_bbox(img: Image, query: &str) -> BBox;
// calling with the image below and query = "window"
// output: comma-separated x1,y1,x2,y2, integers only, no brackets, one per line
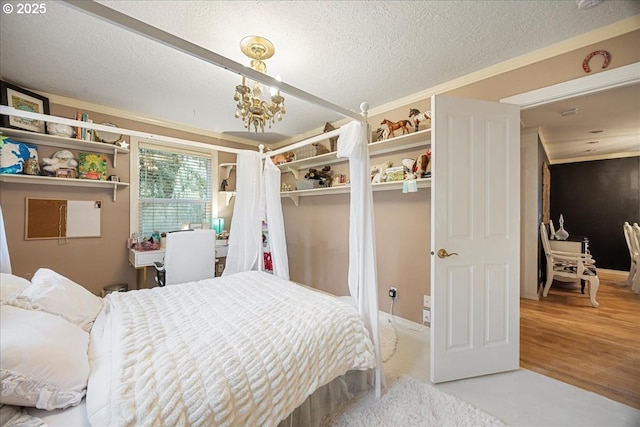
134,141,214,237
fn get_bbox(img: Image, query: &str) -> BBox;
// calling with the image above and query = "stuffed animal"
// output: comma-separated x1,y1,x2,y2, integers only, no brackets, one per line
42,150,78,176
272,151,295,165
414,149,431,178
371,161,392,184
305,165,332,185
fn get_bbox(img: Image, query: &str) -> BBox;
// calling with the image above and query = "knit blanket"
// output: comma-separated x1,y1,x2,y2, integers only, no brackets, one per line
86,271,375,427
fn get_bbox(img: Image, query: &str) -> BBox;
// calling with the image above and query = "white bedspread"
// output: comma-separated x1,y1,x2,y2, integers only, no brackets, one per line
86,271,375,427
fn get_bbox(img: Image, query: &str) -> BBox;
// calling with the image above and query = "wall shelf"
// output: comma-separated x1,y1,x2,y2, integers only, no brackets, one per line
281,177,431,206
0,127,129,167
277,128,431,173
0,174,129,201
220,191,236,206
219,162,236,180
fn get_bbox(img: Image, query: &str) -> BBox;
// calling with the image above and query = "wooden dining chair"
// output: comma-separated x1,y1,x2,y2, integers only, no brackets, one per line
625,222,640,293
540,222,599,307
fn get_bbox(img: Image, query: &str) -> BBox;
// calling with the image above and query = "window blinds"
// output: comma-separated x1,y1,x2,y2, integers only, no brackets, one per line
137,145,212,236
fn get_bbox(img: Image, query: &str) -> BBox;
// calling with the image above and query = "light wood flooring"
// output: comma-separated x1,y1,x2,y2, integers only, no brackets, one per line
520,271,640,409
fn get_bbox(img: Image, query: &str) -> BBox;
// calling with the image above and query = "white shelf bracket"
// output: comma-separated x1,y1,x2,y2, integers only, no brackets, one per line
113,147,118,168
222,164,235,180
285,193,299,206
286,167,299,180
225,192,235,206
112,184,117,202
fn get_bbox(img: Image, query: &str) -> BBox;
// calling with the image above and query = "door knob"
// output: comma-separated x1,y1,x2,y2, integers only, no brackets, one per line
437,248,458,258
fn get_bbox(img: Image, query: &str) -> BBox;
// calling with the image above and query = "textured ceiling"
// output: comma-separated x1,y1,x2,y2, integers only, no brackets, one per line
0,1,638,159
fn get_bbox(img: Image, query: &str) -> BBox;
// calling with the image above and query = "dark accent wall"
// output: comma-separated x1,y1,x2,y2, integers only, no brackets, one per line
550,156,640,271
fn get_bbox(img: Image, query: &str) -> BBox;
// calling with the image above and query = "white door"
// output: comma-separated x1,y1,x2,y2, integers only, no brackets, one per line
430,95,520,383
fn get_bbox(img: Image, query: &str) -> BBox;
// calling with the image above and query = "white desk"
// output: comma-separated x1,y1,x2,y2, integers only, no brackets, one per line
128,244,229,288
128,249,165,289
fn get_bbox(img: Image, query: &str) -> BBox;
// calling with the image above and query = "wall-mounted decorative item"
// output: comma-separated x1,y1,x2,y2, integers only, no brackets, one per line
94,123,122,144
0,80,50,133
78,152,107,180
0,137,38,174
582,50,610,73
542,161,550,224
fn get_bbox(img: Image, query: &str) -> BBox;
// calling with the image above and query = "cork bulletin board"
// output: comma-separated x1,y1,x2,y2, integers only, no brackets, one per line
25,198,102,240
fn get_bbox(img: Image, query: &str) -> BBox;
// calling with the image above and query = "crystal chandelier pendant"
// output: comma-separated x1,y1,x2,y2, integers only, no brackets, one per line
233,36,285,133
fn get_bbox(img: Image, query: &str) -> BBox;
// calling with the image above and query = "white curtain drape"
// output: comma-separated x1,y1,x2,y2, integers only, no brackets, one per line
224,151,289,280
336,121,384,397
0,205,11,274
263,157,290,280
223,151,263,276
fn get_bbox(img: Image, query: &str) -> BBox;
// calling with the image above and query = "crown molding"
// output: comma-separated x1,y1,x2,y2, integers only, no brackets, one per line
369,15,640,116
550,151,639,165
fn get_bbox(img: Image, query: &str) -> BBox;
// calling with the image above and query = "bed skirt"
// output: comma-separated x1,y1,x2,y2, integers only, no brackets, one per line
277,369,371,427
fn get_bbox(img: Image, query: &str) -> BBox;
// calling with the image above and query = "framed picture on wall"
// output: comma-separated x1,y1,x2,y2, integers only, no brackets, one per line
0,80,50,133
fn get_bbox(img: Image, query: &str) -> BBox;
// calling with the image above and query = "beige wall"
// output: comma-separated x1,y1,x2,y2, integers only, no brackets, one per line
1,104,246,294
2,27,637,322
282,29,640,323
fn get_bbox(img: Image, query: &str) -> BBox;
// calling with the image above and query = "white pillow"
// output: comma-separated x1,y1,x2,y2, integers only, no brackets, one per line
0,273,30,302
6,268,103,332
0,305,90,410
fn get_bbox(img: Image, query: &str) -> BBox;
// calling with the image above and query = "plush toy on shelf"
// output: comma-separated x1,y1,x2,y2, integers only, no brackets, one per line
304,165,333,186
371,161,392,184
42,150,78,176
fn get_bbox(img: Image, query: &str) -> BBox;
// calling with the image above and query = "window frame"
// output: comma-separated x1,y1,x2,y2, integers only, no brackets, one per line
129,137,219,236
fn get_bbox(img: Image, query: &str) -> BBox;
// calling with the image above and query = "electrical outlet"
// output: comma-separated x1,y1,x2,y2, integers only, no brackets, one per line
423,309,431,323
388,287,397,299
423,295,431,308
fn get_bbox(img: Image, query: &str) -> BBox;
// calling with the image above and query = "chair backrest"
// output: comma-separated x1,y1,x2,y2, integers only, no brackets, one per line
632,223,640,257
163,229,216,285
623,222,635,254
548,220,556,240
540,223,552,256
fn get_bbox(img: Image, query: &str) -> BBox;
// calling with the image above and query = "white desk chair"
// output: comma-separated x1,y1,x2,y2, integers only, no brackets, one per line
154,229,216,286
540,223,599,308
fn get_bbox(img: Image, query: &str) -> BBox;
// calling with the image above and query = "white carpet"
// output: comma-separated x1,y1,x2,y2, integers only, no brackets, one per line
322,317,506,427
322,375,507,427
379,315,397,362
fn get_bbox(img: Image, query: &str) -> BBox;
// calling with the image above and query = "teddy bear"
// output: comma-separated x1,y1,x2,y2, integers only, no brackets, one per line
305,165,332,185
42,150,78,176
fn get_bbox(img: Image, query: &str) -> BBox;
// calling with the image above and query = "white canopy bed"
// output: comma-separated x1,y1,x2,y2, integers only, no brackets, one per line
0,3,385,425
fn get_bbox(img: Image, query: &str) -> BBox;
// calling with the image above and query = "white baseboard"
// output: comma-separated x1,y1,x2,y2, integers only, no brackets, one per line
379,310,429,334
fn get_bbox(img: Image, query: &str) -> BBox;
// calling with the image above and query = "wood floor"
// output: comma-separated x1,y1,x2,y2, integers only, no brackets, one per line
520,271,640,409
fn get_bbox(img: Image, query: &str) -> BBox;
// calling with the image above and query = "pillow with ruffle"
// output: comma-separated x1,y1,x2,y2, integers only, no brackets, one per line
0,305,89,410
6,268,102,332
0,273,30,302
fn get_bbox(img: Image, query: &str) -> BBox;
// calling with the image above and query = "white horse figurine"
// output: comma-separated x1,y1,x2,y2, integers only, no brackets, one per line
408,108,432,132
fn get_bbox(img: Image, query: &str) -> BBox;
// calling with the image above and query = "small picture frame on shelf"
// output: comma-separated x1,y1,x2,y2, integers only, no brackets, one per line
56,168,77,179
0,80,50,133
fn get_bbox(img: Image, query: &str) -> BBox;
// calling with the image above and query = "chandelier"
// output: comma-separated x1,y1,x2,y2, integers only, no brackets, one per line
233,36,286,132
